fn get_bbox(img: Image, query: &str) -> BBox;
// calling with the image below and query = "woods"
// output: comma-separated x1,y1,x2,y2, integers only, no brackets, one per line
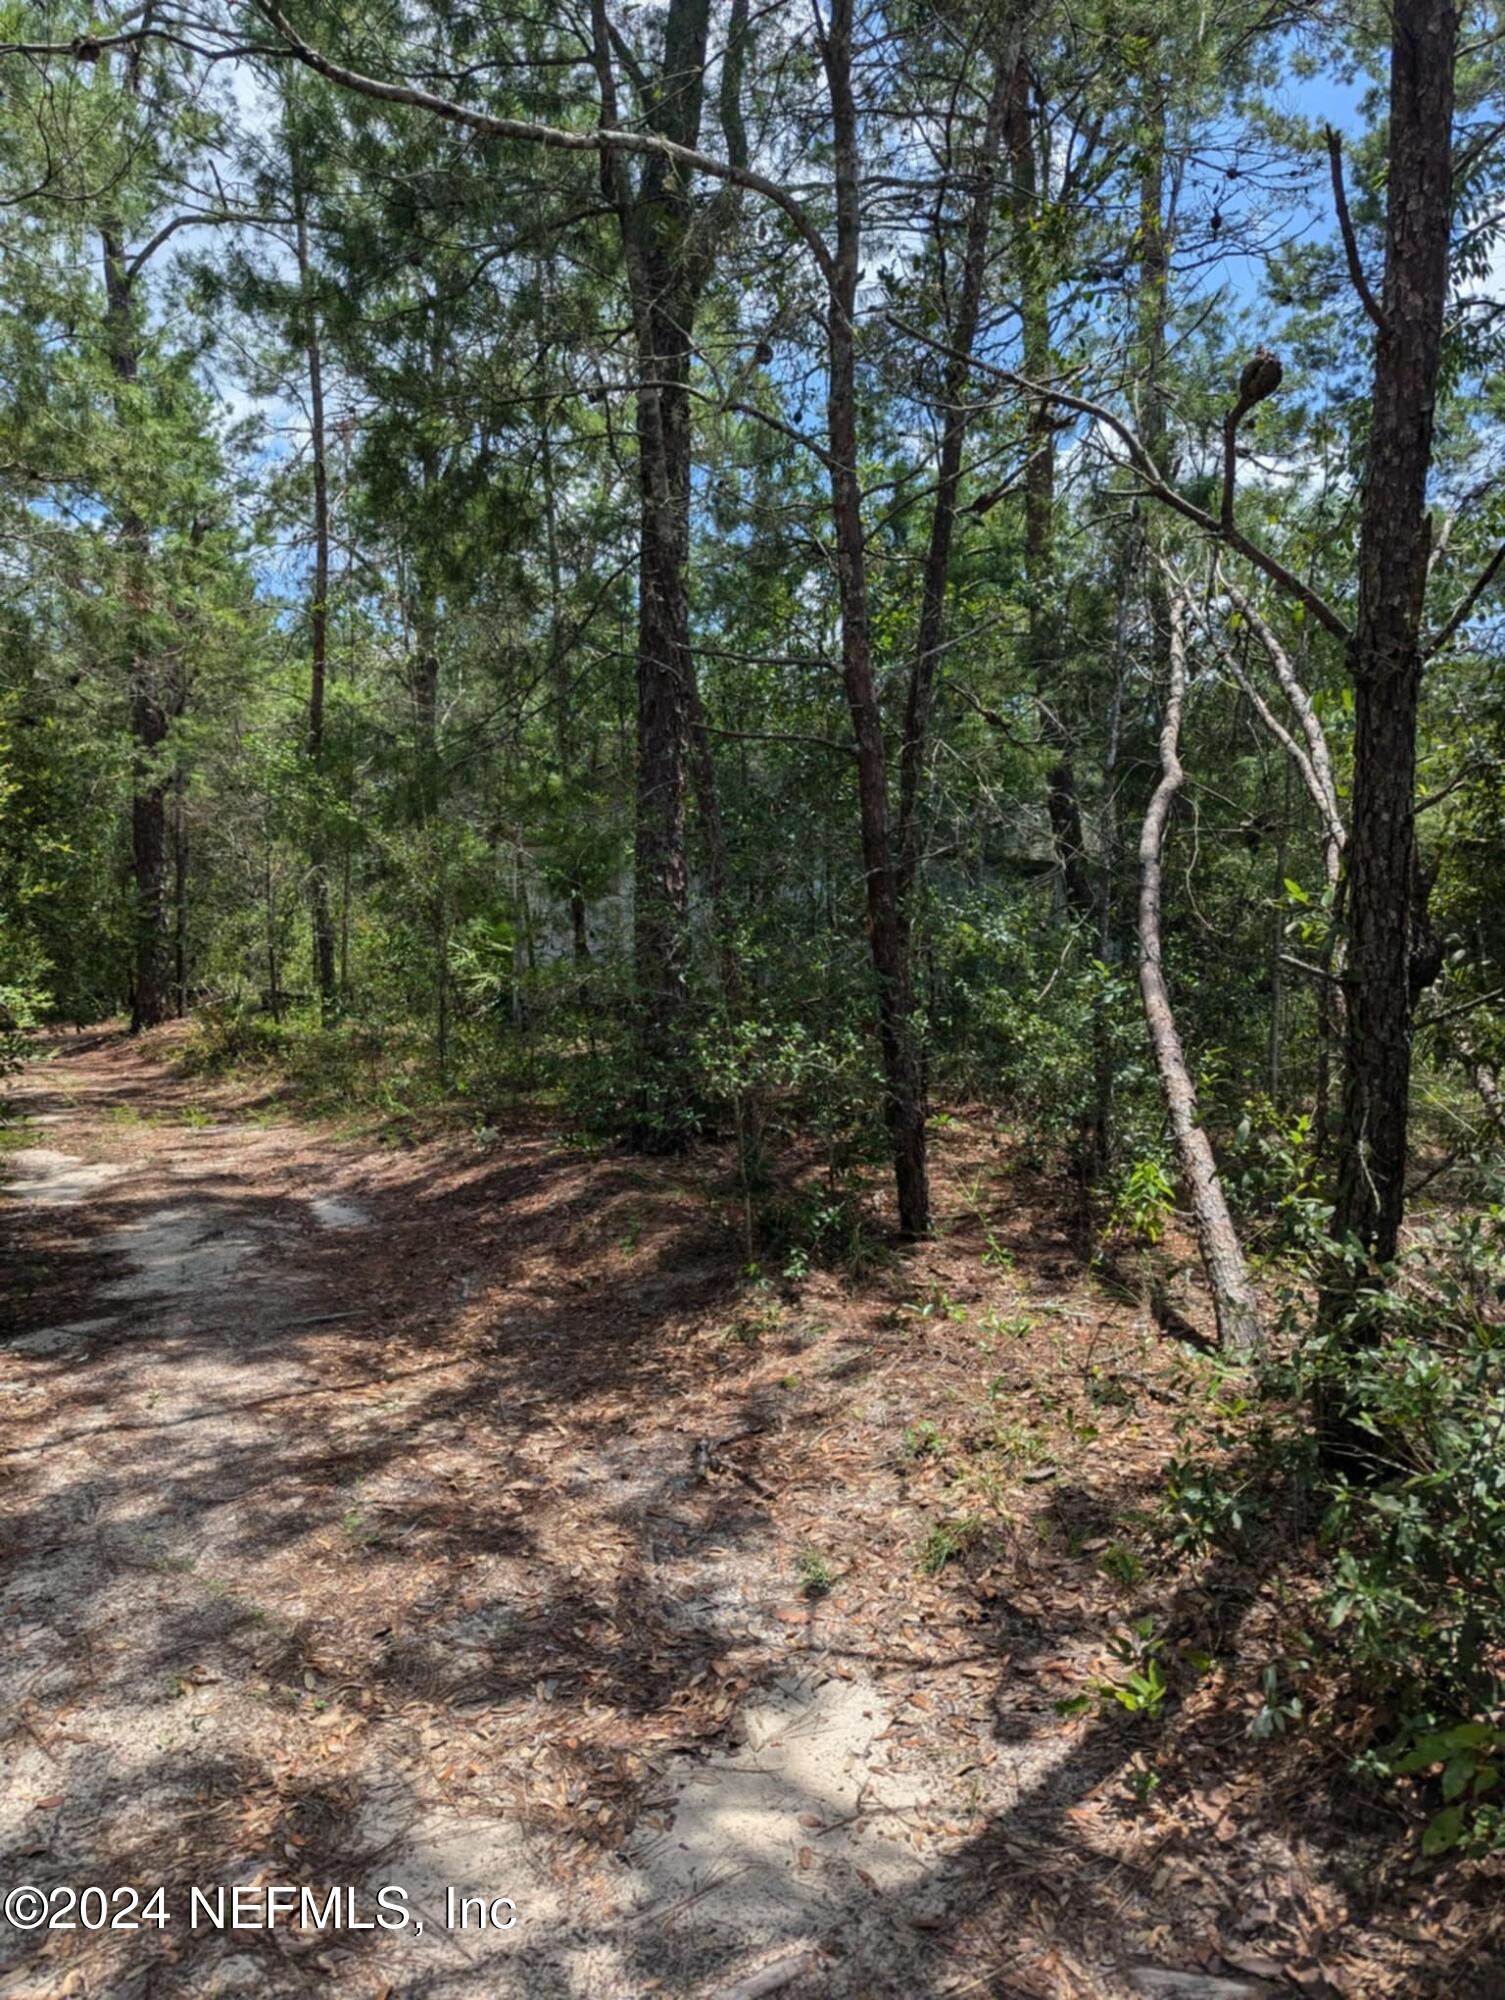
5,0,1505,1986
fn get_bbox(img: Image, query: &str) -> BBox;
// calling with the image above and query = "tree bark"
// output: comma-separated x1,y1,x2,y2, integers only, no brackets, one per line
1006,51,1094,925
590,0,744,1148
102,225,174,1032
895,47,1015,915
291,143,338,1020
1139,595,1262,1354
173,762,189,1016
1330,0,1457,1271
1090,590,1129,1179
820,0,929,1236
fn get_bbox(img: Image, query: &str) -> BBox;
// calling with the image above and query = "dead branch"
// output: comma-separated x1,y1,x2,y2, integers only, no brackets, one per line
1325,127,1388,335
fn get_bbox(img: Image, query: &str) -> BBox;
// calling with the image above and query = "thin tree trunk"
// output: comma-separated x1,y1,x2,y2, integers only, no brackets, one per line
820,0,929,1237
1139,595,1261,1354
1210,583,1349,1140
291,136,337,1020
895,49,1015,914
102,226,173,1031
1091,597,1129,1179
1223,582,1342,885
537,376,599,1013
1006,50,1094,924
340,836,352,1004
589,0,742,1149
264,850,282,1025
1457,1027,1505,1138
173,763,189,1016
1268,759,1290,1102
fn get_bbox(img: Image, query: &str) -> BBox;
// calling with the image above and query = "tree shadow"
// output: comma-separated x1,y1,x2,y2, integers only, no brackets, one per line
1,1053,1482,1998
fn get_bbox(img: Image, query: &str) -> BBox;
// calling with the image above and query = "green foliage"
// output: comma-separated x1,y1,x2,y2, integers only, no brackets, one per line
1226,1100,1331,1254
1309,1311,1505,1726
1057,1618,1171,1720
753,1177,886,1281
917,1517,984,1576
1249,1661,1305,1741
1380,1724,1505,1856
1109,1154,1177,1246
180,1005,290,1075
1100,1619,1171,1716
1161,1452,1266,1554
0,890,51,1091
796,1549,838,1598
1098,1541,1146,1587
1158,1211,1505,1851
901,1420,946,1462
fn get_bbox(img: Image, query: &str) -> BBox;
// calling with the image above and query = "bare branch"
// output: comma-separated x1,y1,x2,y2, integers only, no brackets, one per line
702,724,853,754
1426,537,1505,657
127,208,266,280
1221,579,1343,838
1419,983,1505,1029
1325,127,1388,335
889,314,1351,642
1138,592,1262,1355
1281,952,1342,985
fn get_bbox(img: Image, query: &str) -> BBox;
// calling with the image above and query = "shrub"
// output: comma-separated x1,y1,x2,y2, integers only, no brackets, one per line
0,926,52,1101
180,1004,289,1074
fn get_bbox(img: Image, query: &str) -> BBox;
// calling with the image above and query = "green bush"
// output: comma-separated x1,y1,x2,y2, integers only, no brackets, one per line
180,1004,290,1074
0,924,52,1100
1304,1291,1505,1852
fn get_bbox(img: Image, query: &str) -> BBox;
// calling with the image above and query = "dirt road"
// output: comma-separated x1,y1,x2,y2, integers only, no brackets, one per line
0,1031,1449,1998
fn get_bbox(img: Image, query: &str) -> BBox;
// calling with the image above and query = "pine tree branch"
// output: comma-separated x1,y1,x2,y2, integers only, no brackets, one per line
1325,127,1388,336
1426,537,1505,657
247,0,837,288
889,314,1351,642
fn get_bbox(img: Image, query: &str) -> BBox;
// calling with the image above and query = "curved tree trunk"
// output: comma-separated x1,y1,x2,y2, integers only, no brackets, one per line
1139,595,1262,1355
895,46,1016,916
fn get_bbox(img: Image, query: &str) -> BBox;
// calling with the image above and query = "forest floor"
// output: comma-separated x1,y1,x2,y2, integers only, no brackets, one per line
0,1028,1495,2000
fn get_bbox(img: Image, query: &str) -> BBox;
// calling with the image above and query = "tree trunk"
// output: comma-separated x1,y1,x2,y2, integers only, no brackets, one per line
629,315,696,1142
896,48,1015,915
590,0,734,1149
1268,759,1290,1102
291,141,337,1020
571,891,589,970
1091,587,1130,1179
1139,595,1261,1355
264,849,283,1025
1330,0,1457,1272
173,763,189,1016
411,545,441,818
685,666,765,1173
102,226,173,1032
820,0,929,1237
1006,52,1094,925
540,378,590,1003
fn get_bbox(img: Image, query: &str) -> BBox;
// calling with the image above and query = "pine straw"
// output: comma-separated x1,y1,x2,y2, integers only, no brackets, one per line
1,1029,1499,1997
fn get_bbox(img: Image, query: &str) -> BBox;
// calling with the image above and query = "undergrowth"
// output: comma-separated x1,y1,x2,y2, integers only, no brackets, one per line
1158,1203,1505,1860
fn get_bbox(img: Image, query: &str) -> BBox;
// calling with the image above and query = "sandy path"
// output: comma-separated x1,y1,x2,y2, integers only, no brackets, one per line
3,1033,1068,2000
8,1032,1427,1999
